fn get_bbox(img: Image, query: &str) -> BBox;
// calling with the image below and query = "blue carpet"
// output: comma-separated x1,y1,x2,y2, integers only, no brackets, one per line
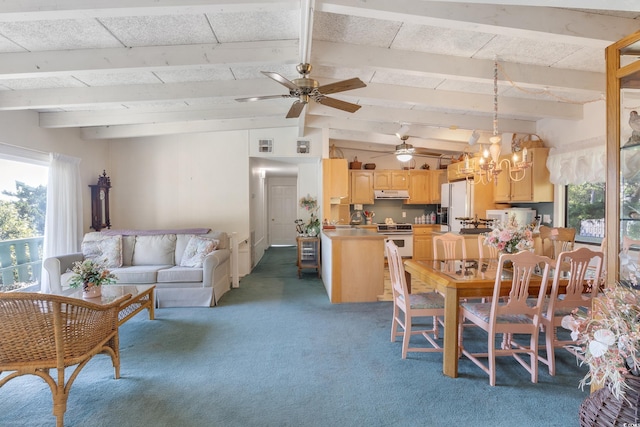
0,247,587,426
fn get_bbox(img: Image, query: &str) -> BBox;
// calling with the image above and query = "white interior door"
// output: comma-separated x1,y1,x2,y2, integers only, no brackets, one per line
269,182,297,246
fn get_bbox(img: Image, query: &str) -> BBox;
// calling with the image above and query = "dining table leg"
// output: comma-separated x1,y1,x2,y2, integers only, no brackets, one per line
443,286,460,378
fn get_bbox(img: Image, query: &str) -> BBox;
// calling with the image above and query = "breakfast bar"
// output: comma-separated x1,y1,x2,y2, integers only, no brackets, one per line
320,228,386,303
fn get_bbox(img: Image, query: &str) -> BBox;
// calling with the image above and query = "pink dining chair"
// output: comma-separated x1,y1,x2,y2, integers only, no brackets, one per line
433,233,467,260
458,250,553,386
478,234,498,259
386,240,445,359
539,247,604,376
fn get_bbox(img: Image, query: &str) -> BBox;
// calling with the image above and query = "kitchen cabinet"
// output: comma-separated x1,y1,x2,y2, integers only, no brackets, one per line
405,170,444,204
447,157,478,182
373,170,408,190
323,158,348,198
322,159,349,224
412,225,440,260
350,171,374,204
493,148,552,203
605,30,640,284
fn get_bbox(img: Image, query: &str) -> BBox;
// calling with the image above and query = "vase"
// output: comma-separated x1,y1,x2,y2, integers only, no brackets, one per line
82,283,101,299
366,219,372,225
579,375,640,426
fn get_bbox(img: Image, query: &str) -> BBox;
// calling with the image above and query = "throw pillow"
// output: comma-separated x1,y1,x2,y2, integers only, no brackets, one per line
180,236,219,268
81,235,123,268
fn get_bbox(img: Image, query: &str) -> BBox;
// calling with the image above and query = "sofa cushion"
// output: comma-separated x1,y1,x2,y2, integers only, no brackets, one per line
133,235,176,265
121,235,136,266
180,236,219,268
157,266,204,283
110,265,173,284
81,235,123,268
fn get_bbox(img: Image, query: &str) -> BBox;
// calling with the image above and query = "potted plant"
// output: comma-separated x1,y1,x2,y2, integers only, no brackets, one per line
299,194,320,236
562,283,640,424
68,259,117,298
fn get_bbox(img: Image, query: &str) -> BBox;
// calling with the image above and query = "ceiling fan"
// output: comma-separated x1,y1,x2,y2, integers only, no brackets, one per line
373,125,443,162
235,63,366,118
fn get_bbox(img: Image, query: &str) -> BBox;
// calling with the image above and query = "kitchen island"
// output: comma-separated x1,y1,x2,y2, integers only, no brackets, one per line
320,228,386,303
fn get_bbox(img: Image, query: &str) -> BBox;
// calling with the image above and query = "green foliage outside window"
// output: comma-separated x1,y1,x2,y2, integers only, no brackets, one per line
566,182,605,240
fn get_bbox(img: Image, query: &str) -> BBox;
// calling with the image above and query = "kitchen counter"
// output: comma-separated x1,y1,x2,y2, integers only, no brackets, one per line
320,229,385,303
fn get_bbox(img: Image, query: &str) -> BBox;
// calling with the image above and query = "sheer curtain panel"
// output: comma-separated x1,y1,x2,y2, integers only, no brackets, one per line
41,153,82,293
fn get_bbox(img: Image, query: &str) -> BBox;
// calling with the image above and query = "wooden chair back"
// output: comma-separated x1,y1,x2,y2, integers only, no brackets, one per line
0,292,130,427
478,234,498,259
433,233,467,260
539,226,576,259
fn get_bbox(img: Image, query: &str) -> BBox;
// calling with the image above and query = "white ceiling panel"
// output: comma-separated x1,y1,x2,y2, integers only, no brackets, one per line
0,19,122,51
0,76,87,90
391,23,494,56
313,12,401,47
472,34,582,66
100,15,217,47
206,11,299,43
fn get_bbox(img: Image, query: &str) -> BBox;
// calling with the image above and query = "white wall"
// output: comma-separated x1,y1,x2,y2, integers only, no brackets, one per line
108,130,252,275
537,100,606,149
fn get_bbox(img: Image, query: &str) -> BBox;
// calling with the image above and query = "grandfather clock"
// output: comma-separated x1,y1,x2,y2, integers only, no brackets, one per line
89,170,111,231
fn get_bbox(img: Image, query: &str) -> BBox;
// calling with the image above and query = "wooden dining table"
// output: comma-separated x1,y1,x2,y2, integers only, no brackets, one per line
403,258,553,378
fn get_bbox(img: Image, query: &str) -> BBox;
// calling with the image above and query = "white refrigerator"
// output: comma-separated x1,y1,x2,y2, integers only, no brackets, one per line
441,181,472,232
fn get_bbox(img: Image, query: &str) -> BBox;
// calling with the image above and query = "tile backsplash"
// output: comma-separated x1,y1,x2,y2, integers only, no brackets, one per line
356,199,440,224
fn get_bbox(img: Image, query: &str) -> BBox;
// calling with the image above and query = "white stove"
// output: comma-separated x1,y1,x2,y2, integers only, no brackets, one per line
377,223,413,257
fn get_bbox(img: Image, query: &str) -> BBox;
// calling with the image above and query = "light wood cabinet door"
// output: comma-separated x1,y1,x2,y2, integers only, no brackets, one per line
327,158,348,198
429,170,445,203
493,148,551,203
406,170,430,204
350,171,374,204
374,170,408,190
413,226,438,260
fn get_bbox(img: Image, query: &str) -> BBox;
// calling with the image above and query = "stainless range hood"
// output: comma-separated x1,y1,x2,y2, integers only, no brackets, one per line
374,190,410,200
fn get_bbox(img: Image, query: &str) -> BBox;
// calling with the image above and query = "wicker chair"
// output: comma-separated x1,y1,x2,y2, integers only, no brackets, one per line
0,292,131,427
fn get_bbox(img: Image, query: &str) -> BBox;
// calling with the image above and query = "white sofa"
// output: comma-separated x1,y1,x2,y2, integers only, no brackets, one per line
44,229,235,307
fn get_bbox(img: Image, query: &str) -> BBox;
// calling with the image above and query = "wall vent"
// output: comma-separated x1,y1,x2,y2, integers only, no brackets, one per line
297,140,310,154
258,139,273,153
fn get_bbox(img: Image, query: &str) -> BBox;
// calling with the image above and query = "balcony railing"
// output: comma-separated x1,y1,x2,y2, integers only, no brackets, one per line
0,236,44,291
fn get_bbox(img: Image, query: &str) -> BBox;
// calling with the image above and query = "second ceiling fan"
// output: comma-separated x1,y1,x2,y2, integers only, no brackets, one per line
235,63,366,118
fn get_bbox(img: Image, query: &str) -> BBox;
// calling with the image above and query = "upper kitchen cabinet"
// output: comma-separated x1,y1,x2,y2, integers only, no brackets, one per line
493,148,552,203
373,170,408,190
350,171,374,204
405,170,444,204
605,30,640,284
323,159,348,198
447,157,477,182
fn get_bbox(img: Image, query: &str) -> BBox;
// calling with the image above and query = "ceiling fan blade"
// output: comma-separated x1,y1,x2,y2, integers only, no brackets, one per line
261,71,299,91
235,94,291,102
286,101,306,118
316,96,362,113
317,78,366,95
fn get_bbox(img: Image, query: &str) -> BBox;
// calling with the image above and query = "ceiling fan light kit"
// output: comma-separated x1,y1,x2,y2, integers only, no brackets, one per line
235,63,366,119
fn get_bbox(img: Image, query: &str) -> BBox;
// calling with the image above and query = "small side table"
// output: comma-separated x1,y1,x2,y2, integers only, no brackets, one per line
296,236,321,278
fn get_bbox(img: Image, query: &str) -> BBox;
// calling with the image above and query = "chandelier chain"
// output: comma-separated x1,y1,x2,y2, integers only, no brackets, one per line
493,59,499,137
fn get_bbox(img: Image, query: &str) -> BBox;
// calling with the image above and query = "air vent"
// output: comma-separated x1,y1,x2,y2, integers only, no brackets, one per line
297,140,310,154
258,139,273,153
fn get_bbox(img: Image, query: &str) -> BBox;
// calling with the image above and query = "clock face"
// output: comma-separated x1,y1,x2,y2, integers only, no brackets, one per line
99,189,105,200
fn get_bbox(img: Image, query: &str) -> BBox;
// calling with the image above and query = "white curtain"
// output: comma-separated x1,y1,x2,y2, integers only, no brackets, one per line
546,139,606,185
41,153,82,293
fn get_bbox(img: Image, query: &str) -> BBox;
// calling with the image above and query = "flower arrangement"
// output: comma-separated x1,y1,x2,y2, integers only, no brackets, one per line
364,211,375,220
68,259,117,291
483,218,534,254
298,194,320,236
562,284,640,399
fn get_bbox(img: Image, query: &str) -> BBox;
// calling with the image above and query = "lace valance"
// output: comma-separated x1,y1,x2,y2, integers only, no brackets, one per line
546,140,606,185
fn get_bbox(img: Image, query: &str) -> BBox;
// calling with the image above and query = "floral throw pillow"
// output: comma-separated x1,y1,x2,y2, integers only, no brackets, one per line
81,235,123,268
180,236,219,268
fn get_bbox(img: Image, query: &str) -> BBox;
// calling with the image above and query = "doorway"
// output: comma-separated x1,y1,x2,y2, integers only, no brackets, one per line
268,178,297,246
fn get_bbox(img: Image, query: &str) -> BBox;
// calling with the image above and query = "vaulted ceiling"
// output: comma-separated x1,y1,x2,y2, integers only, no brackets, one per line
0,1,638,155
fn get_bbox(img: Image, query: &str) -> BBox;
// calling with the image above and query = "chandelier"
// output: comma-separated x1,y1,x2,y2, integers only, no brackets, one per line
458,59,531,185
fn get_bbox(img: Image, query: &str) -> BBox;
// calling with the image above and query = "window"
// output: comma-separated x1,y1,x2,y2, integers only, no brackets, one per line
565,182,605,243
0,156,48,291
